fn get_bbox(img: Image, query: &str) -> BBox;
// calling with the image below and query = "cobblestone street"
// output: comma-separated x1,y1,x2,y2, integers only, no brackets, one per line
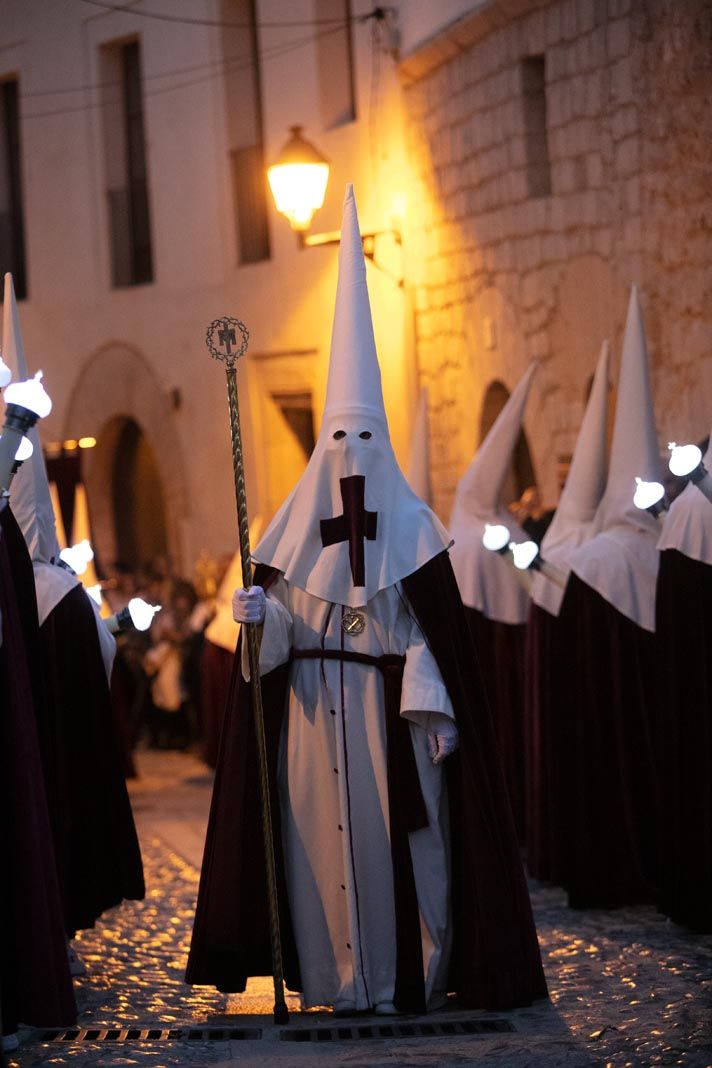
10,751,712,1067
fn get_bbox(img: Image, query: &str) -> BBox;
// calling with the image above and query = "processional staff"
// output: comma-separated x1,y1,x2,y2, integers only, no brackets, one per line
205,317,289,1026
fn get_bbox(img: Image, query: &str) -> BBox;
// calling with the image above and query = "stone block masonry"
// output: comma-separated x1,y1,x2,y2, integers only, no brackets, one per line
399,0,712,519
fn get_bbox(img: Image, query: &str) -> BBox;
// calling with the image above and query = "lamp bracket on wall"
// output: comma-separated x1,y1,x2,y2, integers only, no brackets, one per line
296,228,403,286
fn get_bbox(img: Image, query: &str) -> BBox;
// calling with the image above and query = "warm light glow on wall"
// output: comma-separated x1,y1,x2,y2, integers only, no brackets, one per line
78,436,97,449
63,439,78,451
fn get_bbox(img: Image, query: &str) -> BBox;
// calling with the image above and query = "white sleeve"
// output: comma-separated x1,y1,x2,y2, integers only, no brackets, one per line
400,611,455,730
241,576,293,680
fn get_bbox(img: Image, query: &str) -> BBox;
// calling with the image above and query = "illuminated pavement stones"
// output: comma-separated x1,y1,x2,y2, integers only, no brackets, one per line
9,750,712,1067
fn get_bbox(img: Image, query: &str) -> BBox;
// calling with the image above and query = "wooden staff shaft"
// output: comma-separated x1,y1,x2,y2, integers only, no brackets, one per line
225,366,288,1025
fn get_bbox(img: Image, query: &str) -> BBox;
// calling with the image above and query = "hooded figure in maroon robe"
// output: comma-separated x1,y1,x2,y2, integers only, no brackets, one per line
655,433,712,930
448,364,538,844
186,187,546,1014
565,287,662,908
0,497,76,1037
2,272,144,935
525,342,610,884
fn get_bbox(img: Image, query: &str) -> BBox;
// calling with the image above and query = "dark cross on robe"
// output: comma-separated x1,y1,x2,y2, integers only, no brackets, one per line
218,321,237,357
320,475,377,587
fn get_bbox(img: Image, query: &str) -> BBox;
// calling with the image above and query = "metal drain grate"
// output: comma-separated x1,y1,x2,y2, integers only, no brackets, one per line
280,1018,516,1042
40,1027,261,1043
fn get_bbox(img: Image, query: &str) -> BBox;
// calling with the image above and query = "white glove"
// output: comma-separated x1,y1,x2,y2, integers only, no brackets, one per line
427,714,459,765
232,585,266,624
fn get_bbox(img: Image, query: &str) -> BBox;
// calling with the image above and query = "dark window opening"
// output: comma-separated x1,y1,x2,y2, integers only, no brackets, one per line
103,38,154,287
272,391,316,460
112,418,167,569
0,79,28,298
479,379,536,505
520,55,551,199
221,0,270,264
315,0,356,129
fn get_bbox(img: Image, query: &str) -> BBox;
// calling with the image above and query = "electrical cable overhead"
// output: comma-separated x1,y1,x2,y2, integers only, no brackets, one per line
21,20,347,120
75,0,387,31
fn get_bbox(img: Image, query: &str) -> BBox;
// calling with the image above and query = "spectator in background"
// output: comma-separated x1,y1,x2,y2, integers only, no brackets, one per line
143,580,197,749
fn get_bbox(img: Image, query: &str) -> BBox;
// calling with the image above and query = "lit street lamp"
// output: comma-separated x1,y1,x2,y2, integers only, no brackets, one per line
267,125,330,234
266,128,402,281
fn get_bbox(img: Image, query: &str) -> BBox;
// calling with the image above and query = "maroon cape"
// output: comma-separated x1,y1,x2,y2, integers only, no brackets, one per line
524,593,578,885
563,574,660,908
655,548,712,931
200,639,235,770
186,551,547,1011
0,501,76,1033
37,583,145,934
463,607,527,843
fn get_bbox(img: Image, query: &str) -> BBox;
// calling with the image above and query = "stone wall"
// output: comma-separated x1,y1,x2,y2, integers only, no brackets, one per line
398,0,712,519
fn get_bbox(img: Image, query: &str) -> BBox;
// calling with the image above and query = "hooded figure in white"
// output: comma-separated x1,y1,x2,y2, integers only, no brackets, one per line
233,185,457,1013
2,273,115,679
531,341,610,617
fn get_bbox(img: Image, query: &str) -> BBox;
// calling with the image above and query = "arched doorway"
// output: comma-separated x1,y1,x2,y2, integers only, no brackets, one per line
63,343,188,574
110,417,169,570
479,379,536,507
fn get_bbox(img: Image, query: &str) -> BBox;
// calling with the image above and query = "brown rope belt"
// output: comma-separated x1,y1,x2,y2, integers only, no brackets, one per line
291,647,406,673
289,646,427,833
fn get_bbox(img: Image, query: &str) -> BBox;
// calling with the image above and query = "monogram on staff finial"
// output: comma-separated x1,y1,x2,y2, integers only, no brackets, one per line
206,317,250,368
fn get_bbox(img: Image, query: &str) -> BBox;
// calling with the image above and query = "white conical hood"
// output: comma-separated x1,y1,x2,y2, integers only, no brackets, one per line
532,341,610,615
323,185,387,425
570,287,662,631
451,362,537,523
595,287,661,536
2,272,78,623
448,363,537,623
407,388,432,504
657,431,712,566
253,185,449,606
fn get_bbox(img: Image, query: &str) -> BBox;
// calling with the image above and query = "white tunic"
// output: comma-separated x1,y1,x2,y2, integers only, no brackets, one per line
252,576,456,1011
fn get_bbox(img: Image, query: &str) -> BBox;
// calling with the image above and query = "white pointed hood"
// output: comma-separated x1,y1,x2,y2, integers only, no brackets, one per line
407,388,432,505
253,186,449,606
569,287,662,631
657,432,712,566
532,341,610,616
2,272,79,624
449,363,537,624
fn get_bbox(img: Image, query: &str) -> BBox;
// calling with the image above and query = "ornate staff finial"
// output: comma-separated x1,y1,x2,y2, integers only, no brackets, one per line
206,316,250,369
